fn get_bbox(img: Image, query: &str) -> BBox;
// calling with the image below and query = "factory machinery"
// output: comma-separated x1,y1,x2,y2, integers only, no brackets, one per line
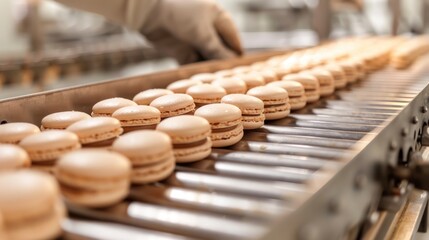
1,49,429,240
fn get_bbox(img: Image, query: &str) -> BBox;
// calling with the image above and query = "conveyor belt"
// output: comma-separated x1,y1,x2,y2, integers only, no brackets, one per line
2,51,429,240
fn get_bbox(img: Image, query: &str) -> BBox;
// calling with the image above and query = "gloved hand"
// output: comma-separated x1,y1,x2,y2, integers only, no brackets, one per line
141,0,243,64
55,0,243,64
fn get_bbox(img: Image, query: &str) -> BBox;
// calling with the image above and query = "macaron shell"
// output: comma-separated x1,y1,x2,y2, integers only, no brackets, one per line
112,130,173,165
190,73,217,83
194,103,242,129
61,183,129,208
19,130,81,162
267,81,305,97
0,145,31,170
246,86,289,104
92,98,137,116
0,123,40,144
56,150,131,182
41,111,91,130
132,156,175,183
112,105,161,127
235,73,265,89
305,90,320,103
211,124,244,147
174,137,212,163
319,84,335,96
0,170,59,223
133,89,174,105
150,94,195,118
66,117,123,144
186,84,226,104
283,74,319,90
156,115,211,143
221,94,264,116
212,77,247,94
166,79,202,93
6,200,65,240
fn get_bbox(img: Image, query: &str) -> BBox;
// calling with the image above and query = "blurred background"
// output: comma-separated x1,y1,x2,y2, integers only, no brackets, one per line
0,0,428,99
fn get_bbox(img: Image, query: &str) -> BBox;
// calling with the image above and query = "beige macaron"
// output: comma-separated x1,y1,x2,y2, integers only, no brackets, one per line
55,149,131,208
194,103,243,147
92,97,137,117
214,69,234,78
337,61,358,83
41,111,91,130
166,79,202,93
320,64,348,89
112,105,161,132
221,94,265,129
212,77,247,94
112,130,175,184
247,86,291,120
150,94,195,118
267,81,307,110
66,117,123,147
0,170,66,240
157,115,212,162
186,84,227,107
0,144,31,170
235,73,265,90
190,73,217,83
19,130,80,163
133,89,174,105
283,74,320,103
302,69,335,97
0,123,40,144
255,70,278,83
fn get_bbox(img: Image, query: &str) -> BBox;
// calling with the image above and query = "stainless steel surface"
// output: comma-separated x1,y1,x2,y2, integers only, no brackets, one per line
2,51,429,239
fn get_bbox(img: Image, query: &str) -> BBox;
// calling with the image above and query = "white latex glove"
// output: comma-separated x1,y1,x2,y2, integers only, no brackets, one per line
142,0,243,64
54,0,243,64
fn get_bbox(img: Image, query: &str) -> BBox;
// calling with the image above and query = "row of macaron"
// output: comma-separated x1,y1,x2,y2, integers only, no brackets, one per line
0,37,417,240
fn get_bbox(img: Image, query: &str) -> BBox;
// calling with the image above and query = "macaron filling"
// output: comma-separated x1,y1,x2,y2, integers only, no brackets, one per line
159,103,195,118
211,124,243,141
173,138,209,148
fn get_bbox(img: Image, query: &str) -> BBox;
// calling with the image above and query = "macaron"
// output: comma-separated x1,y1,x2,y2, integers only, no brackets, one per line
41,111,91,130
232,65,252,74
0,122,40,144
0,170,65,240
186,84,227,107
194,103,243,147
214,69,234,78
19,130,81,173
150,93,195,118
190,73,217,83
235,73,265,90
112,130,175,183
302,69,335,97
221,94,265,129
92,97,137,117
247,86,291,120
133,89,174,105
212,77,247,94
112,105,161,132
157,115,212,162
255,69,278,83
283,74,320,103
0,144,31,170
66,117,123,147
166,79,202,93
337,61,358,83
55,149,131,207
267,80,307,110
321,64,347,89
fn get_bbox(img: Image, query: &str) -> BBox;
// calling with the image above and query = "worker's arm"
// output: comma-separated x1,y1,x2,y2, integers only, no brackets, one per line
54,0,243,64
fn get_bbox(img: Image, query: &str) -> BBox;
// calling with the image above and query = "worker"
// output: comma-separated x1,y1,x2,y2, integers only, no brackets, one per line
54,0,243,64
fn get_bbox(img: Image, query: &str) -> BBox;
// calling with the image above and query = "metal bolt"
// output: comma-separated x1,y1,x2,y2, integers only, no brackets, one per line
354,174,367,190
412,116,419,124
421,106,428,113
401,128,408,136
390,141,398,150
